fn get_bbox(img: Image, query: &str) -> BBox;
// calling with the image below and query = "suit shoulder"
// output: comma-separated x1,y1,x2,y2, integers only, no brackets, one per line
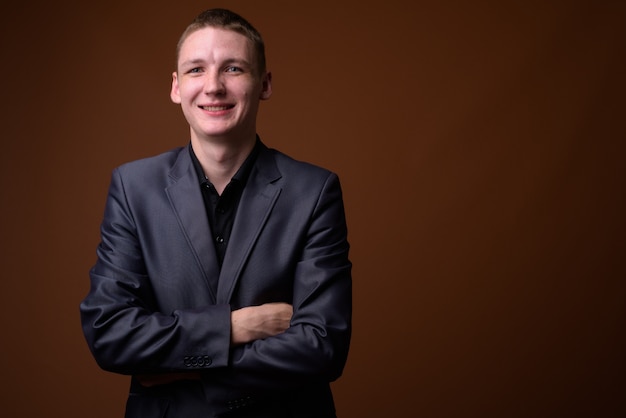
268,147,336,179
115,147,185,176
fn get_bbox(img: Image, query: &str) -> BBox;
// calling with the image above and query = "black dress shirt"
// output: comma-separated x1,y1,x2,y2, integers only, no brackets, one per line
189,140,260,268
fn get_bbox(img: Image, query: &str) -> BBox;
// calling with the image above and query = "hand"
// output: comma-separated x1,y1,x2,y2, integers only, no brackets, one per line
231,302,293,345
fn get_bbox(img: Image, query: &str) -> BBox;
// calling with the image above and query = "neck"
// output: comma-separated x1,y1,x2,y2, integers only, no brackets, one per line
191,134,256,194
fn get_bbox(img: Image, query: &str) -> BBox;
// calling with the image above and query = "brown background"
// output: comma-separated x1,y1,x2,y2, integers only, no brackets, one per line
1,0,625,417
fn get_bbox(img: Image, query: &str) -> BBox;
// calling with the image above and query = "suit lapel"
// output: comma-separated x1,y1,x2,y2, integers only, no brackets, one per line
165,147,220,301
216,147,282,304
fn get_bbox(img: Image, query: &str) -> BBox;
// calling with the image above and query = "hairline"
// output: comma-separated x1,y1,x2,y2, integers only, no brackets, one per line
175,22,266,75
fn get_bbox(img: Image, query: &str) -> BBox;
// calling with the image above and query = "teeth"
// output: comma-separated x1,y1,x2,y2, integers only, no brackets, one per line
202,105,230,111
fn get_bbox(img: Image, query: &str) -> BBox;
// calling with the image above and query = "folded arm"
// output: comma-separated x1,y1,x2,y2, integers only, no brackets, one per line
136,302,293,387
80,166,351,393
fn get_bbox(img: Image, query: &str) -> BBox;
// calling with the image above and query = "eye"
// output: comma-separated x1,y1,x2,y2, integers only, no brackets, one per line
225,66,243,73
186,67,203,74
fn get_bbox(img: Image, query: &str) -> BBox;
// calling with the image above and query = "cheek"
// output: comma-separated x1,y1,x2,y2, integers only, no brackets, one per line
239,87,263,108
235,79,261,99
179,81,202,100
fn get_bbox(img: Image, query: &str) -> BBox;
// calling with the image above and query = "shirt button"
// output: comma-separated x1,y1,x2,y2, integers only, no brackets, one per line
215,236,225,244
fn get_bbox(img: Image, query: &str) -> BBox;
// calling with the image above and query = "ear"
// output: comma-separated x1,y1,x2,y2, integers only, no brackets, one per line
170,72,181,104
260,71,272,100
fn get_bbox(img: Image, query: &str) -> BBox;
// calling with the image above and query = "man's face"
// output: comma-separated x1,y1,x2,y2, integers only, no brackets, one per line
170,27,271,143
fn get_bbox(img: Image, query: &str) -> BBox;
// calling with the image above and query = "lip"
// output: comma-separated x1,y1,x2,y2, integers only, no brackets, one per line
198,103,235,112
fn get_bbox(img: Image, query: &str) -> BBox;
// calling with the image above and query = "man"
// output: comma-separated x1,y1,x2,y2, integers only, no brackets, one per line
80,8,352,418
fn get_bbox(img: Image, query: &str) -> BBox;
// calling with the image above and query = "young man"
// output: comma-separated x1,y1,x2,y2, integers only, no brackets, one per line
80,8,352,418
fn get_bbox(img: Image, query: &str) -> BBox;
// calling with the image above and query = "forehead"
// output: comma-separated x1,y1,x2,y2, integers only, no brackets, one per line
178,26,255,64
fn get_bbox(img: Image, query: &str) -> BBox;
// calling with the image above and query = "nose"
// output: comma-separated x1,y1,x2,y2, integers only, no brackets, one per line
204,71,225,95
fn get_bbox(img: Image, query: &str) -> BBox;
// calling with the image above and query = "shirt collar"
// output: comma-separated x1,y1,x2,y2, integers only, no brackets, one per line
189,138,261,187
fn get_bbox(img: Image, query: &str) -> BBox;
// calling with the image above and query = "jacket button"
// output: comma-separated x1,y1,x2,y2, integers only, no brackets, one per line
184,355,212,367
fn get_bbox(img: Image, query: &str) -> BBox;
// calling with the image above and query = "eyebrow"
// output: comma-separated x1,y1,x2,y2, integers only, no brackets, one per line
179,57,253,69
179,58,206,68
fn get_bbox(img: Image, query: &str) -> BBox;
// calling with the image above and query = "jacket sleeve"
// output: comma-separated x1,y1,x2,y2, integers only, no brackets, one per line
208,171,352,394
79,167,232,375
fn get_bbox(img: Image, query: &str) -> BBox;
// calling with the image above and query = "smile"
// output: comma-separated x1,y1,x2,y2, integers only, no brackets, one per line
200,105,234,111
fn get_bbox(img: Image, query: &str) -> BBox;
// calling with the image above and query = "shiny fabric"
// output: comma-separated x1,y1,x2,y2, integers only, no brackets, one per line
80,141,352,417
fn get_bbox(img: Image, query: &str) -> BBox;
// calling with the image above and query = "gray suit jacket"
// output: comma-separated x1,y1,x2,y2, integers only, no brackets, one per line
80,141,352,417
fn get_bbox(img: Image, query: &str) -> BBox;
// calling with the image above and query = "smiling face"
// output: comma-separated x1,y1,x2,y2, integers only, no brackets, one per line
170,26,272,146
